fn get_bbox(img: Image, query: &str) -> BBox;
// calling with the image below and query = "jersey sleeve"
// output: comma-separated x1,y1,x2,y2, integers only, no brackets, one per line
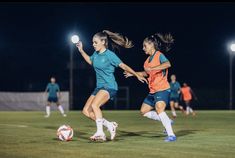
159,54,169,64
107,51,123,67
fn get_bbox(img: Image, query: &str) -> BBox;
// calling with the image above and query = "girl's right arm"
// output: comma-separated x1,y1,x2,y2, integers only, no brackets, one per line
76,41,92,65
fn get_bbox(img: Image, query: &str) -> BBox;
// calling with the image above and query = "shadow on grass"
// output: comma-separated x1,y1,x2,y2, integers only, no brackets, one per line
175,129,200,137
117,129,200,139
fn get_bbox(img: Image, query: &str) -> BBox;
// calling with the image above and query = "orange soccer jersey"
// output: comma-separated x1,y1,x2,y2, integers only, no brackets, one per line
181,86,192,101
144,51,170,93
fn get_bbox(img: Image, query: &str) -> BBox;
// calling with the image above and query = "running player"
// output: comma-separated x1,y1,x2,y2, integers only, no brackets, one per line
169,74,185,118
124,33,176,142
76,30,147,141
181,83,197,116
44,77,67,118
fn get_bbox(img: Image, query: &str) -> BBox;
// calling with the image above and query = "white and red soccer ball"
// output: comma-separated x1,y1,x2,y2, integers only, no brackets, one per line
57,125,73,141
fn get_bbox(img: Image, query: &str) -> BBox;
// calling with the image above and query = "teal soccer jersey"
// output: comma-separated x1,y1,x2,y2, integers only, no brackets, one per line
170,81,181,98
90,49,122,90
46,83,60,98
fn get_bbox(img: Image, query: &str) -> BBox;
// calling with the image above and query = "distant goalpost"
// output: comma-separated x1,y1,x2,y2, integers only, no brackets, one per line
0,91,69,111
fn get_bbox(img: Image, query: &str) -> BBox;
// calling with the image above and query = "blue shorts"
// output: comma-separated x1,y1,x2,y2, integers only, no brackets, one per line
48,97,58,103
91,87,117,100
143,89,170,107
170,97,179,103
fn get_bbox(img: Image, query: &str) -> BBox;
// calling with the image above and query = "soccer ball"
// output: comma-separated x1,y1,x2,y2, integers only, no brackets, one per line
57,125,73,141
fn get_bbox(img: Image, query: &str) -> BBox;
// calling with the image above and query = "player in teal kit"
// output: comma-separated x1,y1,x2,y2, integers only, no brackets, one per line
44,77,67,118
169,74,185,118
76,30,147,141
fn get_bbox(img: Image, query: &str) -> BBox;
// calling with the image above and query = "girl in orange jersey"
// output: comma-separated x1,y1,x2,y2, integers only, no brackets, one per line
181,83,197,116
124,33,176,142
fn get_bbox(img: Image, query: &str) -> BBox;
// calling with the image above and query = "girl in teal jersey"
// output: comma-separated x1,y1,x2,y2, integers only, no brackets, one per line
44,77,67,118
76,30,147,141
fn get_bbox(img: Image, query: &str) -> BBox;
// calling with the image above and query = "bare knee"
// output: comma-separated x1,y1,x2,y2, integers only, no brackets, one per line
82,108,90,117
156,102,166,114
91,103,99,111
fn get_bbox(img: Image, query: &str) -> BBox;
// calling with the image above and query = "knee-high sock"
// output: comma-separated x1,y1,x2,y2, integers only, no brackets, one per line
143,111,161,121
46,106,50,116
58,105,65,114
96,118,104,134
159,112,175,136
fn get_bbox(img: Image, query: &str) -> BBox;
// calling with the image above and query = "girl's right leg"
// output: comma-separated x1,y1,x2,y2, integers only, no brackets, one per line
140,103,160,121
89,90,110,141
45,102,51,118
82,95,96,120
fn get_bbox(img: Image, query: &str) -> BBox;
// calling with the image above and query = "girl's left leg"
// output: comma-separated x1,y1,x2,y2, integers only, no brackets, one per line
56,101,66,117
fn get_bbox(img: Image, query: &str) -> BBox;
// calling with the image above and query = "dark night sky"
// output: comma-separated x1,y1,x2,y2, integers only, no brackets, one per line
0,2,235,109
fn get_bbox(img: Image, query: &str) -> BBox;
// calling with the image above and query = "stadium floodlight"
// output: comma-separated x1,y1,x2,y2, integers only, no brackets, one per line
69,34,79,110
229,43,235,110
71,35,79,44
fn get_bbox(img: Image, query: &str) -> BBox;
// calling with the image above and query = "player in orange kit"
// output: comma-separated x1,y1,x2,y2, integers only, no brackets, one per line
124,33,176,142
181,83,197,116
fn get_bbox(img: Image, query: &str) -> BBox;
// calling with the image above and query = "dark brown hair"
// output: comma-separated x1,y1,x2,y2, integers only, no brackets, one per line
144,33,174,52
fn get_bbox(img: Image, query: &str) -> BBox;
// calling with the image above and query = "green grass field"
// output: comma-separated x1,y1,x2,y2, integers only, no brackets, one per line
0,110,235,158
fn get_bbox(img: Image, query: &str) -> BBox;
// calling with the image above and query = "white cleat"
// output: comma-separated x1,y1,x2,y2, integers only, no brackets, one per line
108,122,118,140
44,115,50,118
90,132,106,142
62,114,67,117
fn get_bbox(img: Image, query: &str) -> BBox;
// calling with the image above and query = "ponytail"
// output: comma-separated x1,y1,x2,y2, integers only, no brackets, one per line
103,30,134,48
144,33,174,52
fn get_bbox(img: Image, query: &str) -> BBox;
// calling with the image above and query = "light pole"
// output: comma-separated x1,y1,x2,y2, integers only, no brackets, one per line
229,43,235,110
69,35,79,110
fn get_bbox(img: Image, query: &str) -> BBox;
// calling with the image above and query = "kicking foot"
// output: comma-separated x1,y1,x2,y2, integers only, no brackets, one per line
108,122,118,140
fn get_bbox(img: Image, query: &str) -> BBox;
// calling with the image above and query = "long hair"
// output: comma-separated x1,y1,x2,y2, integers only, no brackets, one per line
93,30,134,52
144,33,174,52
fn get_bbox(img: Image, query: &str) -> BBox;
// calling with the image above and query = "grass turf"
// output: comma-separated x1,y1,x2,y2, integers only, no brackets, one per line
0,110,235,158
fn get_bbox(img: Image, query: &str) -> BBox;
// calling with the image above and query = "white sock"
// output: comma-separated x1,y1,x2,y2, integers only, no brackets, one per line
46,106,50,116
186,106,190,115
143,111,161,121
102,118,112,129
96,118,104,134
159,112,175,137
172,110,177,117
58,105,65,114
189,107,193,113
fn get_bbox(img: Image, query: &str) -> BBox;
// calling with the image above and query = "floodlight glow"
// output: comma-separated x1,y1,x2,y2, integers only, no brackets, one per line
230,43,235,52
71,35,79,44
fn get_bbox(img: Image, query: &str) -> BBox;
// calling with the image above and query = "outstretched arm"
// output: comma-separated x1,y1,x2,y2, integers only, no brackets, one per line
76,41,92,65
119,63,148,84
124,71,148,78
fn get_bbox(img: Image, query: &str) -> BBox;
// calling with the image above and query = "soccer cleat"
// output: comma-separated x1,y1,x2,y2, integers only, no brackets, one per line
44,115,50,118
108,122,118,140
90,132,106,142
164,136,177,142
62,114,67,117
